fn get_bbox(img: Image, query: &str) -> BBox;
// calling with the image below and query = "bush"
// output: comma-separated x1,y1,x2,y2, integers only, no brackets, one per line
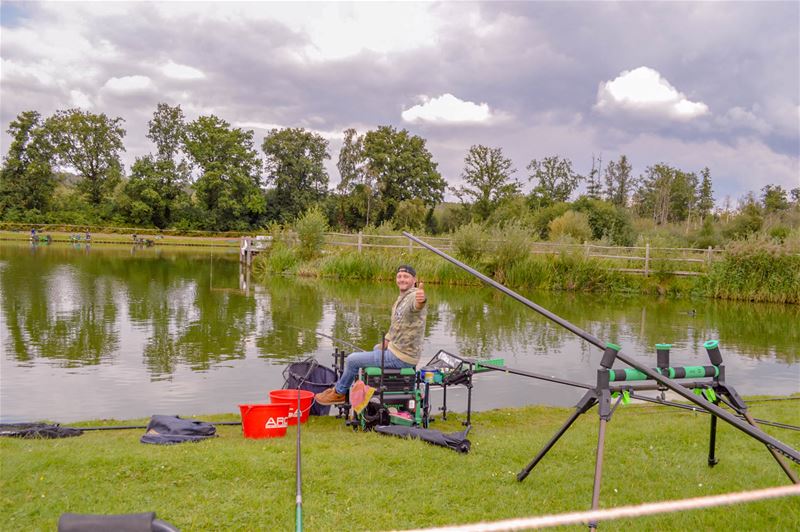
531,202,571,240
452,222,489,262
294,206,328,260
548,211,592,242
490,222,531,275
703,237,800,303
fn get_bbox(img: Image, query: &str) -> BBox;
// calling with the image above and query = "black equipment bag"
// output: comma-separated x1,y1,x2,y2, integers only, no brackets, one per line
283,358,337,416
58,512,178,531
140,415,216,445
0,423,83,439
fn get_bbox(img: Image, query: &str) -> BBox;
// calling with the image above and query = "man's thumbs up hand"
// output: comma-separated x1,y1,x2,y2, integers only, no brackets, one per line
415,280,426,306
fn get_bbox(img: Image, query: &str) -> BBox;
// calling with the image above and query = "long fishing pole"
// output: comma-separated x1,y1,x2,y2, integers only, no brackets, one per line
403,231,800,464
33,421,243,432
628,393,800,431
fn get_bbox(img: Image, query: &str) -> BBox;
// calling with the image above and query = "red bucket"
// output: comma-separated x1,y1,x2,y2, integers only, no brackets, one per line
238,404,290,439
269,389,315,425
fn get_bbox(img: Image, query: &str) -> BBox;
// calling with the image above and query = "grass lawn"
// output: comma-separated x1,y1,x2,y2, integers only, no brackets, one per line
2,399,799,531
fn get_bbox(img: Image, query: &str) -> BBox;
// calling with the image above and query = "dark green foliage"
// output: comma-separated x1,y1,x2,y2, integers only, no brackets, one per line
263,127,330,222
530,202,571,239
603,154,633,207
362,125,446,222
691,216,720,249
454,144,520,221
0,111,55,217
633,163,699,224
183,115,264,231
761,184,790,213
572,196,636,246
526,155,582,208
723,197,763,240
44,109,126,205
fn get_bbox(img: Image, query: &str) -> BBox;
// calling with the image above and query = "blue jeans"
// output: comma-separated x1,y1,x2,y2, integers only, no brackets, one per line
335,348,414,394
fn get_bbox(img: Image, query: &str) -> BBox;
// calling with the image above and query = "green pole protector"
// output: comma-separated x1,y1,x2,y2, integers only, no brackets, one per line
655,343,672,349
606,342,621,351
703,340,719,350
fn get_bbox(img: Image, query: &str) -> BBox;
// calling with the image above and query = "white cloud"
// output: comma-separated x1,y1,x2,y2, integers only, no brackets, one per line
595,66,709,120
402,93,492,124
717,106,771,134
69,90,92,109
160,61,205,80
102,75,155,94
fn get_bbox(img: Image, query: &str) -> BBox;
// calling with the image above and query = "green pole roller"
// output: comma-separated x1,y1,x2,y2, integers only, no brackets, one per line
609,366,719,382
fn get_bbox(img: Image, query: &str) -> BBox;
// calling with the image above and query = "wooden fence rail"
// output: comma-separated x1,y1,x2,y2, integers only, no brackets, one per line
242,233,724,277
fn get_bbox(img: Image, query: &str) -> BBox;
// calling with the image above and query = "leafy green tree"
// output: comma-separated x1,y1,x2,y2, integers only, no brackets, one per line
183,115,264,230
697,167,714,219
0,111,55,218
361,125,445,222
603,155,633,207
633,163,698,224
527,155,582,208
392,198,427,230
44,109,126,205
572,196,636,246
454,144,519,221
262,127,330,222
336,128,375,227
761,184,790,213
790,188,800,205
586,154,603,200
119,104,191,227
723,193,763,239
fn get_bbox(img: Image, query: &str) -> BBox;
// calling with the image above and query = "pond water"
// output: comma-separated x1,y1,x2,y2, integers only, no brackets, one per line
1,241,798,423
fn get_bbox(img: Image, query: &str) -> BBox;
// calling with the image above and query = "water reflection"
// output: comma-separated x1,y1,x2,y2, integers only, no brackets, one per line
0,242,797,422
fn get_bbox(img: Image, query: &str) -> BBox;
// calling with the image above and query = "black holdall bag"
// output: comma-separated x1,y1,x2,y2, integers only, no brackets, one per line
283,358,337,416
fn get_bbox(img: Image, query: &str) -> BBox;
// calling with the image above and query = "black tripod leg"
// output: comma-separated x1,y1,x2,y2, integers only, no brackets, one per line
588,388,613,530
708,400,719,467
518,390,597,482
588,417,608,530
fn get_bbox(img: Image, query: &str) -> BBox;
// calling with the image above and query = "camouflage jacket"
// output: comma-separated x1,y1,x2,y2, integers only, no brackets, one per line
386,288,427,365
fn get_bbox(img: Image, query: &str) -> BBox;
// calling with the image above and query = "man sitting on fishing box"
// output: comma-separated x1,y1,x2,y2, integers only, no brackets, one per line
316,264,428,406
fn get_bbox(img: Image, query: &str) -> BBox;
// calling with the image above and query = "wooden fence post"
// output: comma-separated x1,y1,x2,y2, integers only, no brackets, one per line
707,246,713,268
584,241,590,258
358,231,363,253
644,242,650,277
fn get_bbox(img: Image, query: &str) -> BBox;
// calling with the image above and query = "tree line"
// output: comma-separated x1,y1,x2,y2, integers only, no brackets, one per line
2,103,798,244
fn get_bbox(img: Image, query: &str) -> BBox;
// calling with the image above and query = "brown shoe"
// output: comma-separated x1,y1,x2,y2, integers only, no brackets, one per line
315,387,346,405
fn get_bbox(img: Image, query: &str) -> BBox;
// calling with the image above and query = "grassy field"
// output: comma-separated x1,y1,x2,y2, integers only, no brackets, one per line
0,230,241,247
2,398,798,531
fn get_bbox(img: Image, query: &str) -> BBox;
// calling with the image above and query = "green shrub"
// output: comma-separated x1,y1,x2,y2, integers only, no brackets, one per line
452,222,489,262
703,237,800,303
490,222,531,276
548,210,592,242
294,206,328,260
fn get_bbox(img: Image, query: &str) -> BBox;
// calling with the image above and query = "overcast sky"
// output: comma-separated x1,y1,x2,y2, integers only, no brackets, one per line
1,1,798,204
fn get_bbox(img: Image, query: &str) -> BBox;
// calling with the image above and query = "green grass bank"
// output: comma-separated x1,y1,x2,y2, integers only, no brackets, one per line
255,243,800,304
2,399,798,530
